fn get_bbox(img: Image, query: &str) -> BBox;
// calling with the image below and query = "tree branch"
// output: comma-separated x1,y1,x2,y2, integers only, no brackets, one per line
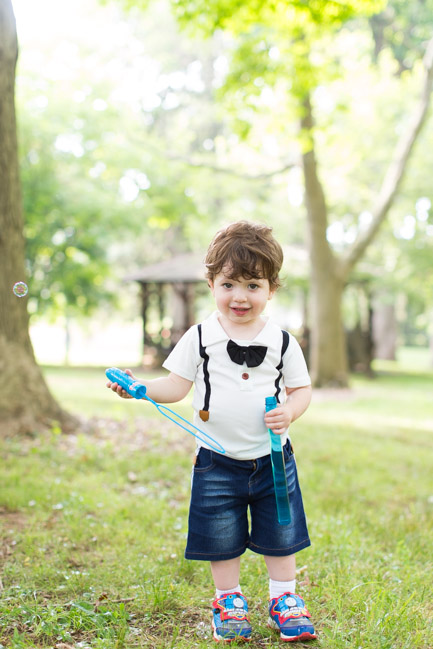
340,36,433,277
165,153,298,180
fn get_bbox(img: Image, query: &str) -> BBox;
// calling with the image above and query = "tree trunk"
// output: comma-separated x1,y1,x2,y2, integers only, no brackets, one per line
300,96,348,386
0,0,76,435
309,270,347,386
372,297,397,361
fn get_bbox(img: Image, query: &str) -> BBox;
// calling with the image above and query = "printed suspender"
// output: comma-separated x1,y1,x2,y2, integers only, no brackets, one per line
274,330,290,403
197,324,211,422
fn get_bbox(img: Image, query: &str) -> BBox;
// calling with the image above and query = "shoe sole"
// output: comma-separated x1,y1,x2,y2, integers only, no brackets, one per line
268,618,317,642
212,620,252,643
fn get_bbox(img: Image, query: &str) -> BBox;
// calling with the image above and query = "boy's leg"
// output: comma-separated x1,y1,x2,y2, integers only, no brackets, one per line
265,554,316,642
265,554,297,601
265,554,296,582
211,558,251,642
211,557,241,591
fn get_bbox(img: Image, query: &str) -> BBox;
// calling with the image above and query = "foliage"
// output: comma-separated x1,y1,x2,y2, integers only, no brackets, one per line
1,357,432,647
19,105,115,319
119,0,383,107
120,0,383,32
17,55,134,318
15,2,208,320
370,0,433,71
16,0,302,324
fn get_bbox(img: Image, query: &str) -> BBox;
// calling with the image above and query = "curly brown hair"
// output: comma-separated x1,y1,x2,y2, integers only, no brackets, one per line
205,221,283,290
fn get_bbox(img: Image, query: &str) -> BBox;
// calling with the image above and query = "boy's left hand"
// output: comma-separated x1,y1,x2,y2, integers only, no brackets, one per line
264,405,292,436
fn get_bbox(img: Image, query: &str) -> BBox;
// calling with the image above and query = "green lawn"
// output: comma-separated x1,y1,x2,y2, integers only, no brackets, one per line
1,355,432,648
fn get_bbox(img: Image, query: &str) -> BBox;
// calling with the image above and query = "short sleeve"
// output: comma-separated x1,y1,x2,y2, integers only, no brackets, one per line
282,333,311,387
162,325,201,382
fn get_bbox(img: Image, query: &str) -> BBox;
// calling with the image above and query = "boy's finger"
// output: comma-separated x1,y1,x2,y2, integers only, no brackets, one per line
265,411,281,421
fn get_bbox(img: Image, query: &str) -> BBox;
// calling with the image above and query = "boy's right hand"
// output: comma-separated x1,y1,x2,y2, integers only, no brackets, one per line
106,368,134,399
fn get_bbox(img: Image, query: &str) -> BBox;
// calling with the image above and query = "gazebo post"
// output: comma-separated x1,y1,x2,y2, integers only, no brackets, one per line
185,282,196,329
140,283,150,349
157,283,165,334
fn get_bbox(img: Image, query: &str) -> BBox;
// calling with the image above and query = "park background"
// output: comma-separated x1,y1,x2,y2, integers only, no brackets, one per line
1,0,433,647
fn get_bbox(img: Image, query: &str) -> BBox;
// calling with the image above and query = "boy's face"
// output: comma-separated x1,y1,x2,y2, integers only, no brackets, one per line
209,269,275,330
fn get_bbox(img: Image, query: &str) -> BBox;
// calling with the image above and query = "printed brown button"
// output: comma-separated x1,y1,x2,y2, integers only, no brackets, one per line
242,372,249,380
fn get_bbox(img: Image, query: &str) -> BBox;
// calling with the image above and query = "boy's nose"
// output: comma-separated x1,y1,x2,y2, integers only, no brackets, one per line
232,288,247,302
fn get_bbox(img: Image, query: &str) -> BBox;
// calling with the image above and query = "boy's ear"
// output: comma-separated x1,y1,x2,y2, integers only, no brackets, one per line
268,287,276,300
208,280,215,294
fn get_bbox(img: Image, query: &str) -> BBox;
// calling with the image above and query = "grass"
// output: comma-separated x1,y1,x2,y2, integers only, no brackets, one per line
1,351,433,648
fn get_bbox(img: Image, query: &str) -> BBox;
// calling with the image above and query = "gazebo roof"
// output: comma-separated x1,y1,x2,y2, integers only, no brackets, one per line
124,252,207,284
125,246,312,286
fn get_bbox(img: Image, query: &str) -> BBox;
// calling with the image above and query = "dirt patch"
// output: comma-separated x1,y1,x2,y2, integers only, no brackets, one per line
59,415,197,456
0,507,27,589
0,507,27,532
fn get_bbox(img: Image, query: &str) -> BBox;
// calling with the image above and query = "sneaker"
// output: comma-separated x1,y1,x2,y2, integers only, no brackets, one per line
268,592,316,642
212,592,252,642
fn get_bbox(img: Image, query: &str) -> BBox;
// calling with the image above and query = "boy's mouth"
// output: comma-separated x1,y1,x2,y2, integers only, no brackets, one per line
230,306,250,316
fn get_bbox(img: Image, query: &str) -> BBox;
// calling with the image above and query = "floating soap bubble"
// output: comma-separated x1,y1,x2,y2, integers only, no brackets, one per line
13,281,29,298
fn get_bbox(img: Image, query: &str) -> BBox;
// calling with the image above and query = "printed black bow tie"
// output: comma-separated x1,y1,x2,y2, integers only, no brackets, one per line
226,340,268,368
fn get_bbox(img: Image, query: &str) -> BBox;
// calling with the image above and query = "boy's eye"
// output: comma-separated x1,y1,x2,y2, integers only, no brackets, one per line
222,282,233,289
248,283,259,290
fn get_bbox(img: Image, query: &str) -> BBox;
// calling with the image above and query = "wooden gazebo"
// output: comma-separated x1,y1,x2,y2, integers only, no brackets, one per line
125,253,207,365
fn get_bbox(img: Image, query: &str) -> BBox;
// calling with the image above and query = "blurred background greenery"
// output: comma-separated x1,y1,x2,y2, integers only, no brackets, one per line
11,0,433,371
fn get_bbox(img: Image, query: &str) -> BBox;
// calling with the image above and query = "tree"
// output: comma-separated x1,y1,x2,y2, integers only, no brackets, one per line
0,0,75,434
302,37,433,385
117,0,433,385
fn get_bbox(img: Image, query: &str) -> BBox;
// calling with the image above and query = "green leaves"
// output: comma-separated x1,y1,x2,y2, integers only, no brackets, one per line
169,0,383,34
371,0,433,71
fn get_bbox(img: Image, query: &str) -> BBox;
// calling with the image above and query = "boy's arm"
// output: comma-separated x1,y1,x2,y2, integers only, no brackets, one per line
264,385,312,435
107,369,192,403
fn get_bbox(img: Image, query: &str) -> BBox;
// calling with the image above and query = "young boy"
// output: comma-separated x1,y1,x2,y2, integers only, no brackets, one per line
107,221,316,642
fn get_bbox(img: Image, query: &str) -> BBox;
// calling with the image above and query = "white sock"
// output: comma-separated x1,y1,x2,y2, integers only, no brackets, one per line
269,578,296,600
215,585,242,598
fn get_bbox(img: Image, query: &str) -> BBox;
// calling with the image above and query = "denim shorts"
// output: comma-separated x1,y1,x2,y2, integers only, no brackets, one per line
185,441,311,561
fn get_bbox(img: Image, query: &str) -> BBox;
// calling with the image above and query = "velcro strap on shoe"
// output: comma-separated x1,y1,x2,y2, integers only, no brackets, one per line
273,606,311,620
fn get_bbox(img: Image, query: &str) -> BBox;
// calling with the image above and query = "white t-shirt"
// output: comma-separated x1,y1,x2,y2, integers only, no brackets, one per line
162,311,311,460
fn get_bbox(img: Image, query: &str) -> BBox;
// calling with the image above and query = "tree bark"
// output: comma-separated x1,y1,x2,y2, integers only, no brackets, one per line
0,0,76,435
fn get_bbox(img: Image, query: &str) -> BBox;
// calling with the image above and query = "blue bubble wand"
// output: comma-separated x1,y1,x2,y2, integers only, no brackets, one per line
105,368,225,454
265,396,291,525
